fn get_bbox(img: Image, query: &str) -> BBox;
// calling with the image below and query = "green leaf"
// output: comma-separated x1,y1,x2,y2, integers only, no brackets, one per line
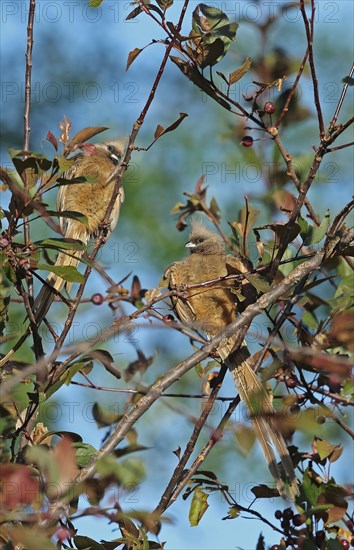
298,210,330,245
34,237,86,251
256,533,266,550
92,402,120,427
222,505,240,520
36,264,85,283
301,468,324,506
156,0,173,10
74,536,105,550
209,197,221,220
188,486,209,526
251,485,280,499
314,438,343,463
126,5,143,20
244,273,270,293
73,442,97,468
7,527,56,550
46,210,89,226
96,456,146,488
190,3,238,66
57,156,75,172
169,56,231,110
126,2,163,20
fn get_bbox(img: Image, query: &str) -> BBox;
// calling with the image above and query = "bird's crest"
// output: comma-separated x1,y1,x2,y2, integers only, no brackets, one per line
189,218,223,243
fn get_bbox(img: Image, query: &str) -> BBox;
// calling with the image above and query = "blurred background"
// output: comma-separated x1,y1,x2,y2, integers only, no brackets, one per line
1,0,353,547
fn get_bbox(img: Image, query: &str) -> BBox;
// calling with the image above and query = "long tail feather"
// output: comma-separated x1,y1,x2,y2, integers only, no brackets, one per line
33,221,87,324
218,340,298,499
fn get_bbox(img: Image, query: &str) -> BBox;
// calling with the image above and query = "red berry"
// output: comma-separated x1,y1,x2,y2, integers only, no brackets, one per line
341,540,350,550
91,293,104,305
241,136,253,147
274,509,282,520
264,101,275,114
162,314,175,323
270,546,280,550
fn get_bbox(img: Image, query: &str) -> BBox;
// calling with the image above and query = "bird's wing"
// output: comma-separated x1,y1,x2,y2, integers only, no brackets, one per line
56,155,82,233
167,261,196,325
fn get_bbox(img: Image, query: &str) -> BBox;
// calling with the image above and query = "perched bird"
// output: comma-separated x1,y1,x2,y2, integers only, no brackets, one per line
33,140,125,324
163,219,298,498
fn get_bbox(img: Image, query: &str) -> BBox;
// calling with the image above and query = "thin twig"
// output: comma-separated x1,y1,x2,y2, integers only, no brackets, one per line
275,47,309,128
329,62,354,129
22,0,36,303
155,364,227,514
23,0,36,153
326,142,354,153
300,0,324,137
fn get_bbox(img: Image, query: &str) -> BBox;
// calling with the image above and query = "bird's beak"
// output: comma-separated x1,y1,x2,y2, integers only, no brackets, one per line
185,241,196,248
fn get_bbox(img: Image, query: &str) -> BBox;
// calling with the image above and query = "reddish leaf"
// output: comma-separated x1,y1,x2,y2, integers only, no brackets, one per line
46,131,58,151
0,464,39,509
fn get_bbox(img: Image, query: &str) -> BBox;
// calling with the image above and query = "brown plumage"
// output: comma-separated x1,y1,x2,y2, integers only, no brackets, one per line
163,219,298,498
34,140,125,324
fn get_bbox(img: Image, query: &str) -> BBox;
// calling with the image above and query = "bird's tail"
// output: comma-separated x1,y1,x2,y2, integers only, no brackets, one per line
218,339,298,499
33,222,87,324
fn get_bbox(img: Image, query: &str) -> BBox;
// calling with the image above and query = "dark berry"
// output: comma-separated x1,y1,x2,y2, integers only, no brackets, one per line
264,101,276,114
283,508,294,521
241,136,254,147
315,530,326,546
270,546,280,550
91,293,104,305
274,509,282,520
293,513,306,526
316,415,326,424
340,540,350,550
289,404,301,414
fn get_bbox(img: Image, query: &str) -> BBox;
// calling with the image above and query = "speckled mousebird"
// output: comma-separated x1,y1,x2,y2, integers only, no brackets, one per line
33,139,125,324
162,219,298,498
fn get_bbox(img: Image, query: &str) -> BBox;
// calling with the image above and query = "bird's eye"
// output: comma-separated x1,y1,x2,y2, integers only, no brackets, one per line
197,237,204,243
107,145,121,165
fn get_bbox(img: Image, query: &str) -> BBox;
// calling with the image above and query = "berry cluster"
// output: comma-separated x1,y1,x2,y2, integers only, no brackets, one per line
240,101,275,147
272,508,353,548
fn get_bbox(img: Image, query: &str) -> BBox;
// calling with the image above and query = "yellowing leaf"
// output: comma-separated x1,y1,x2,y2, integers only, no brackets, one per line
189,486,209,526
154,124,165,139
229,57,252,84
126,47,144,71
66,126,109,152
